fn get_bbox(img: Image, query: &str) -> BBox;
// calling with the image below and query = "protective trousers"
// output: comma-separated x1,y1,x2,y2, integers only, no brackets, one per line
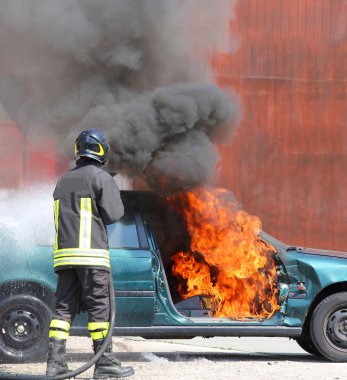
49,268,111,341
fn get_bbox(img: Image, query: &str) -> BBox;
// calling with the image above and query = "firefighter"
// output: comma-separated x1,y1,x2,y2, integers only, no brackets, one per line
46,128,134,379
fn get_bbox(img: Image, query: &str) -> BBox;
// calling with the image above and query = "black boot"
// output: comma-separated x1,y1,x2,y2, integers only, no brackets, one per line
46,338,69,377
93,339,134,379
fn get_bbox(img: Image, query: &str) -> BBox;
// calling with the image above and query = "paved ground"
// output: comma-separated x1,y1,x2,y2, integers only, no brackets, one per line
1,336,347,380
165,335,305,354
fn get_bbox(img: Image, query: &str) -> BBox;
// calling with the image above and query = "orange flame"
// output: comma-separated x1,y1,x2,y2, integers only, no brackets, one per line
169,187,279,319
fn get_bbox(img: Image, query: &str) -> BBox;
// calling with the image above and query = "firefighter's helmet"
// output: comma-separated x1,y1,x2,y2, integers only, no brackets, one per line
74,128,110,164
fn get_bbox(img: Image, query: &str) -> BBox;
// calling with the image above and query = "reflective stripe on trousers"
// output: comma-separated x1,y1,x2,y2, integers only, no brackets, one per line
88,321,110,340
49,319,70,340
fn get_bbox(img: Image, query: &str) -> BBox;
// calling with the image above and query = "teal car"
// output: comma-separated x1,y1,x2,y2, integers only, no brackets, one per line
1,191,347,363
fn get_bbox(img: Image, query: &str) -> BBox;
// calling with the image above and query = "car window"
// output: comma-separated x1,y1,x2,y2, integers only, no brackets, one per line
34,210,140,248
107,212,140,248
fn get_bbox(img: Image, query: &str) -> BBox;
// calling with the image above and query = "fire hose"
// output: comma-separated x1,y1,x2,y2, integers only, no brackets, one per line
0,277,116,380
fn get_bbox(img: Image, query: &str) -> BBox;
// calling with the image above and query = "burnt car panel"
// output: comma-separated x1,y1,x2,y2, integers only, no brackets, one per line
277,250,347,324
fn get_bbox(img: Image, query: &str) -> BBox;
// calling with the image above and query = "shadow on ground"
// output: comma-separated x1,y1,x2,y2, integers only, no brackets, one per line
64,351,326,363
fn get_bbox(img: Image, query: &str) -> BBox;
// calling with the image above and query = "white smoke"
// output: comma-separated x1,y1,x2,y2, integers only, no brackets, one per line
0,186,54,245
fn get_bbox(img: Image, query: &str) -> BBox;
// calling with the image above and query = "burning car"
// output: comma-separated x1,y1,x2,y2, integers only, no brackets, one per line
0,189,347,363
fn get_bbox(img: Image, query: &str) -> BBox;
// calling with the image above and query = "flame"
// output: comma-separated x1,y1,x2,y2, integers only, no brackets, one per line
169,187,279,319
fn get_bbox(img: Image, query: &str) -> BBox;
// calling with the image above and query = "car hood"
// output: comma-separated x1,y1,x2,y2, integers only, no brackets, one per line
298,247,347,260
259,231,347,260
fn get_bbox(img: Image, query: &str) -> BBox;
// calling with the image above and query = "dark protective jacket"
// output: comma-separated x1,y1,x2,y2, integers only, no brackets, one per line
52,159,124,272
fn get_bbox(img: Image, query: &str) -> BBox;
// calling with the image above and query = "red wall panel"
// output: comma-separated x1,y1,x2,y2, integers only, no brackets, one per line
24,139,57,184
212,0,347,250
1,123,57,188
0,123,24,188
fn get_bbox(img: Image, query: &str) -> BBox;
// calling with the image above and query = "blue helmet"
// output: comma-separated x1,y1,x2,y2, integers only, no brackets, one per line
74,128,110,164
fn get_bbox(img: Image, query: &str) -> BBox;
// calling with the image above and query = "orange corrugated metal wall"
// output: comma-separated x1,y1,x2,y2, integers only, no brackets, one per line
212,0,347,250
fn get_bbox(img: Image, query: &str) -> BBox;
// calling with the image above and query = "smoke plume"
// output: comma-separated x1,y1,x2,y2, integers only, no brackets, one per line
0,0,239,189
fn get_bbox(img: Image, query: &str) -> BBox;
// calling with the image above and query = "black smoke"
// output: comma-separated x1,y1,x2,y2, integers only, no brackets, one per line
0,0,239,190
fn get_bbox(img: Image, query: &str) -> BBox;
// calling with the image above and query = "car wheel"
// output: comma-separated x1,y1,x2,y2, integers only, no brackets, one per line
0,294,51,363
295,333,322,356
311,292,347,362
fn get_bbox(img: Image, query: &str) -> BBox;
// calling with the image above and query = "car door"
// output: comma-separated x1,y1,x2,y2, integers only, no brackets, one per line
108,210,156,327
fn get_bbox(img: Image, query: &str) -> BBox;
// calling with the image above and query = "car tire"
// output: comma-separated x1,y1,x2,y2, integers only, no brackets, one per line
311,292,347,362
295,333,322,356
0,294,51,363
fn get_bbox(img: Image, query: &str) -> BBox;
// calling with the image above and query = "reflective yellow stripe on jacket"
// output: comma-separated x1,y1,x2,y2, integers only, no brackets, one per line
79,197,92,249
53,199,60,251
53,250,110,268
53,197,110,269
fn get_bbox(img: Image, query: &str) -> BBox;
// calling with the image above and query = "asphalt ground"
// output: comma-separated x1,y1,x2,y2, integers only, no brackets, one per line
0,336,347,380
